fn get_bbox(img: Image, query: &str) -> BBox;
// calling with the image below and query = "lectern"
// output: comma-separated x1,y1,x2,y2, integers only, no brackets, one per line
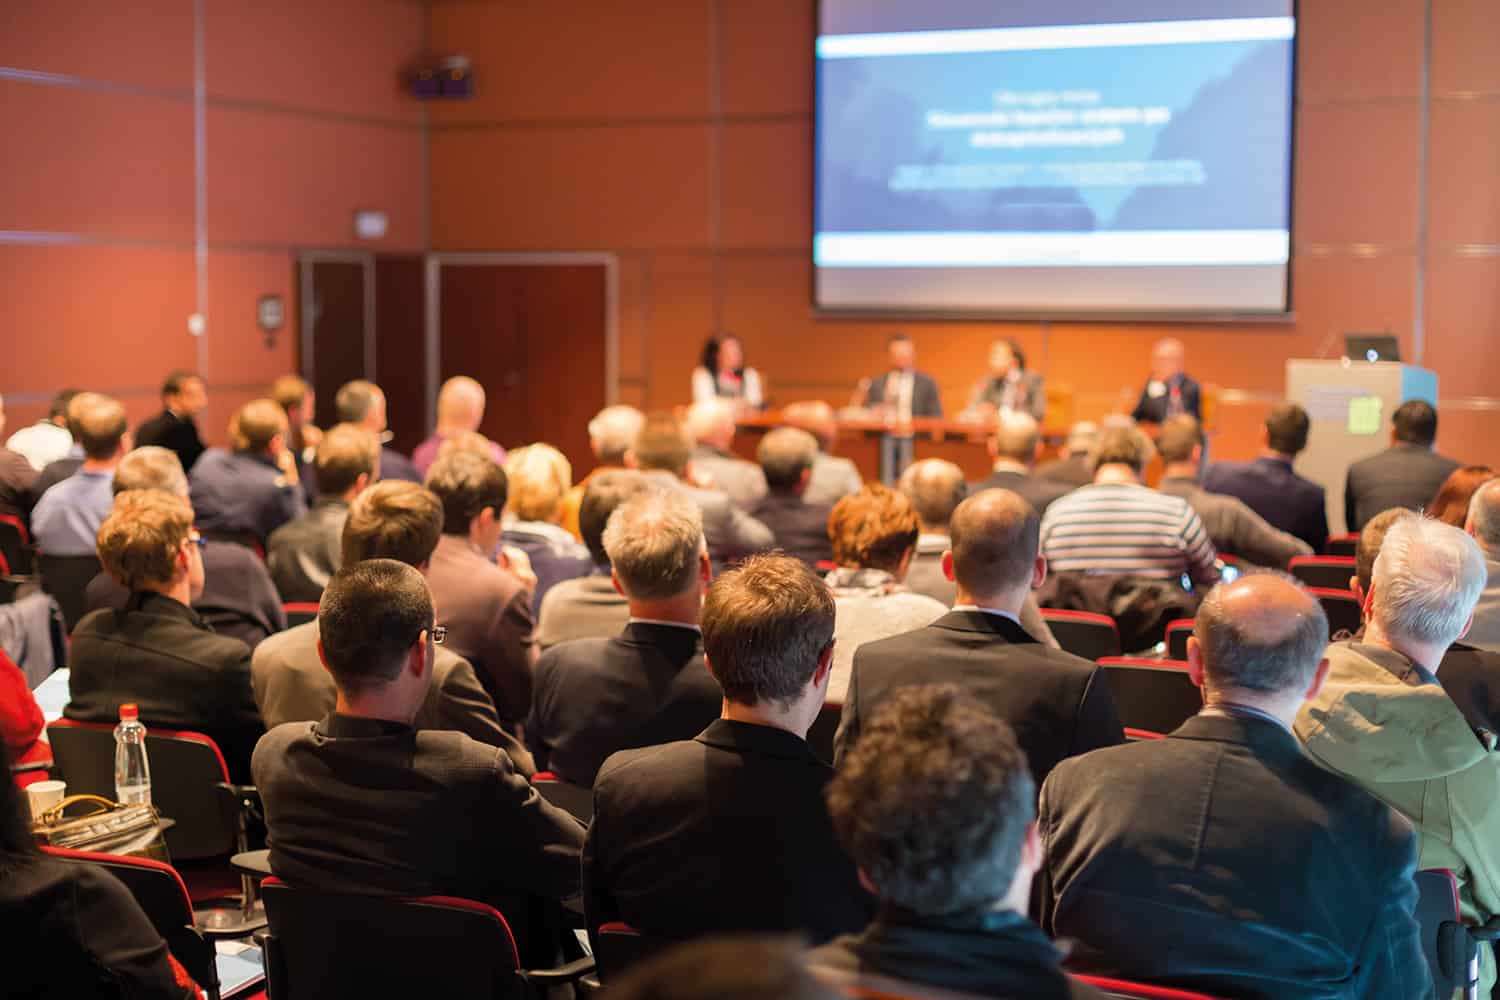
1285,360,1439,536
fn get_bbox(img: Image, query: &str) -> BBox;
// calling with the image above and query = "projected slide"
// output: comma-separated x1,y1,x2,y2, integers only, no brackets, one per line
815,2,1296,314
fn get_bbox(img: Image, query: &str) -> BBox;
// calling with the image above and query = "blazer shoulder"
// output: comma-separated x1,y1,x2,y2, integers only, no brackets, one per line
594,738,698,789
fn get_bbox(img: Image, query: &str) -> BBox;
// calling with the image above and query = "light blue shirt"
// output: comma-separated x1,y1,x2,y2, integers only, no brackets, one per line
951,604,1022,626
31,468,115,556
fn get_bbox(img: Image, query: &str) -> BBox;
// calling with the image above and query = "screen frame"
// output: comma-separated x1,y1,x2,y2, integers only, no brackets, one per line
808,0,1300,323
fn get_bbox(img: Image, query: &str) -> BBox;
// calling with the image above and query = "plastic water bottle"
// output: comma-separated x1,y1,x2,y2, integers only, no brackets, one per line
114,703,152,806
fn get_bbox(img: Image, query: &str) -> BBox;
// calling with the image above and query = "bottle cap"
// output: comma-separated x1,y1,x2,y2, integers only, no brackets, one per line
120,703,139,721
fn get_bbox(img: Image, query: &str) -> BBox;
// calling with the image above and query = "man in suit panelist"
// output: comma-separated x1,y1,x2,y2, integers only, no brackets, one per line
864,334,943,419
1130,338,1200,424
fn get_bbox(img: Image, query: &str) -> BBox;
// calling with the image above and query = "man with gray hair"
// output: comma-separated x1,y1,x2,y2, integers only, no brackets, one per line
538,470,651,650
527,488,721,786
1465,478,1500,651
559,404,645,540
974,410,1072,515
1044,573,1428,999
780,400,862,505
685,397,767,510
749,426,834,567
1297,513,1496,995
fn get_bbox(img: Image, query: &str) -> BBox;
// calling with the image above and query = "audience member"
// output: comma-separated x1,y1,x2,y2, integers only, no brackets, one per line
134,370,207,473
823,485,946,702
4,387,77,473
83,447,285,648
835,489,1122,786
1430,464,1495,528
630,413,773,564
28,390,94,503
1467,479,1500,652
334,379,421,483
66,490,262,781
1042,573,1427,998
560,404,644,539
1202,402,1329,551
812,686,1105,1000
527,490,721,786
685,398,767,509
974,410,1073,515
0,393,38,518
1295,514,1496,994
252,480,528,766
269,373,320,500
863,333,943,418
189,398,306,545
424,451,537,729
537,470,650,650
1157,415,1311,568
780,400,862,505
412,375,505,478
749,427,834,567
609,935,841,1000
1035,421,1097,487
31,393,128,556
1129,337,1200,422
266,423,378,603
1040,424,1218,587
1344,399,1461,531
501,443,594,612
584,554,871,947
253,560,583,966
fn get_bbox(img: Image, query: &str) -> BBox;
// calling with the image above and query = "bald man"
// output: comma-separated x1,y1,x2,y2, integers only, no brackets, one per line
685,398,767,510
412,376,506,478
835,488,1122,788
1130,338,1201,423
780,400,862,506
1041,573,1427,999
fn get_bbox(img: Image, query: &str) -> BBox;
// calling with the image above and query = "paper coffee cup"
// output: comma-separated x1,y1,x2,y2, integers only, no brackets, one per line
27,780,66,820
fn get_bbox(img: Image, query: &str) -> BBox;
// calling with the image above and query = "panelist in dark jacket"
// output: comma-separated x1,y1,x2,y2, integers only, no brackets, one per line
863,334,943,418
835,488,1123,788
1129,338,1200,423
1039,574,1430,1000
748,427,835,567
527,489,722,786
584,555,872,949
1344,399,1462,532
65,490,263,783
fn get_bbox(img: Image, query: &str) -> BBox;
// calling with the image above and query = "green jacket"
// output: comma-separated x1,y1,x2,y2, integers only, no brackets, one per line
1296,640,1500,995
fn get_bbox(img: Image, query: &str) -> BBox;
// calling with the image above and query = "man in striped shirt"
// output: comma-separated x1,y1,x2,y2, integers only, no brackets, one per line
1040,424,1219,588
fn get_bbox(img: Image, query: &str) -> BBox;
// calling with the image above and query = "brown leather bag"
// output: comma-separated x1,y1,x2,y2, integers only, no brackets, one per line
33,794,171,863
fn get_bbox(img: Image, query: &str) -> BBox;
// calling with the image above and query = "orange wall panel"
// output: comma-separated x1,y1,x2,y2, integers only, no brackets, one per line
1423,256,1500,400
720,121,811,249
0,0,193,92
636,254,716,410
1427,101,1500,246
1293,104,1421,246
720,0,814,116
1432,0,1500,94
1295,0,1423,101
204,250,298,390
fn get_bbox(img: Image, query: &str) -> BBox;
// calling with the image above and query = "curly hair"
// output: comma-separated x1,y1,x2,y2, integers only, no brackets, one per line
827,484,919,573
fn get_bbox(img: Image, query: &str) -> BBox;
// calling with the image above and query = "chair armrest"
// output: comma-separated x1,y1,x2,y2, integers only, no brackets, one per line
231,849,272,878
519,955,597,985
1471,916,1500,943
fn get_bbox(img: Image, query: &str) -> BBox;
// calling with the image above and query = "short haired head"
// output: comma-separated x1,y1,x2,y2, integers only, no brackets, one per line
74,393,129,460
317,560,433,696
887,333,915,368
948,489,1041,599
341,481,444,568
579,470,651,565
1392,399,1438,447
162,370,199,398
1469,478,1500,551
685,398,736,446
424,451,507,536
1429,466,1495,529
603,489,706,599
604,935,840,1000
114,446,187,497
629,413,692,477
269,374,311,415
1355,507,1408,595
334,379,384,426
1088,424,1155,475
991,410,1041,465
757,427,819,493
230,399,287,454
162,371,206,416
588,405,645,465
827,685,1035,915
897,459,966,531
505,443,572,522
436,375,486,431
315,424,380,497
1156,415,1202,464
49,388,81,423
1265,402,1310,456
1063,420,1098,457
1370,514,1487,646
780,400,837,451
1193,572,1328,696
96,490,195,590
828,485,919,573
702,554,835,708
1150,337,1185,379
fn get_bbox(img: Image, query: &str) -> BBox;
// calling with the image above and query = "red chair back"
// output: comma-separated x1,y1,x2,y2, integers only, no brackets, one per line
1308,587,1364,638
282,602,320,628
1041,609,1122,661
0,513,32,575
1288,556,1357,591
531,771,592,823
36,552,102,631
1074,974,1227,999
1324,533,1359,557
1096,657,1201,736
1164,618,1194,660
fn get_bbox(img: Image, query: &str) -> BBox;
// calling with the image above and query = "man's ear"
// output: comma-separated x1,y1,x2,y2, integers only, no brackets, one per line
408,632,430,680
1185,634,1206,691
697,549,713,587
812,641,836,688
1031,555,1047,591
1361,581,1376,623
316,638,333,676
610,567,627,598
941,549,956,583
1305,656,1331,703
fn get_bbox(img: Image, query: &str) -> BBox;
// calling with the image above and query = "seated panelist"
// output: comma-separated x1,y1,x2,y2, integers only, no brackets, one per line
1130,337,1201,423
966,338,1046,423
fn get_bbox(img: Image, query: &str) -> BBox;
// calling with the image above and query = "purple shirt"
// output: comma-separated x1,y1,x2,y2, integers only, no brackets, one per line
412,434,507,479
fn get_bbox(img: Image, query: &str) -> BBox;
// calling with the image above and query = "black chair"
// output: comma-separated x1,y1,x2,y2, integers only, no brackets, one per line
0,513,34,576
1324,533,1359,557
36,552,102,631
531,771,592,824
1097,657,1201,736
1309,588,1364,638
1288,556,1357,591
282,602,319,628
1164,618,1194,660
806,700,842,764
594,922,673,983
1041,609,1122,661
1416,868,1500,1000
260,877,594,999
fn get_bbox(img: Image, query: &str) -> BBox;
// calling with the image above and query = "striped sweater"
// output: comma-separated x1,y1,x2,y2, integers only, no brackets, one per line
1039,482,1219,585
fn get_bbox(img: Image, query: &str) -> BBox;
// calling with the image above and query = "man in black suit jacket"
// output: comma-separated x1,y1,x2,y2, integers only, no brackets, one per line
65,490,263,782
973,411,1073,515
1202,402,1329,552
863,334,943,418
334,379,422,483
527,489,722,785
584,555,872,949
748,427,834,567
134,370,208,474
1130,338,1201,423
835,489,1123,788
1344,399,1462,531
1039,574,1429,999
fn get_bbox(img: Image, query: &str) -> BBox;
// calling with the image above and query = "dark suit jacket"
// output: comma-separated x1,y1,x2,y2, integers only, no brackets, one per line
1035,454,1092,488
1039,713,1429,1000
135,409,206,473
189,448,306,544
970,370,1048,422
527,622,722,786
253,714,585,967
973,469,1074,515
65,591,264,783
1438,642,1500,738
265,497,347,603
1344,443,1463,532
835,611,1123,789
379,446,422,483
1130,373,1201,423
750,492,835,567
84,539,286,649
584,719,872,947
1202,456,1328,552
0,446,37,519
865,369,944,418
501,523,595,616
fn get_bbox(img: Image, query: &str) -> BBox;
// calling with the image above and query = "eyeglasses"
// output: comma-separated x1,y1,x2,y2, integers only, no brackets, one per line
430,625,448,645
